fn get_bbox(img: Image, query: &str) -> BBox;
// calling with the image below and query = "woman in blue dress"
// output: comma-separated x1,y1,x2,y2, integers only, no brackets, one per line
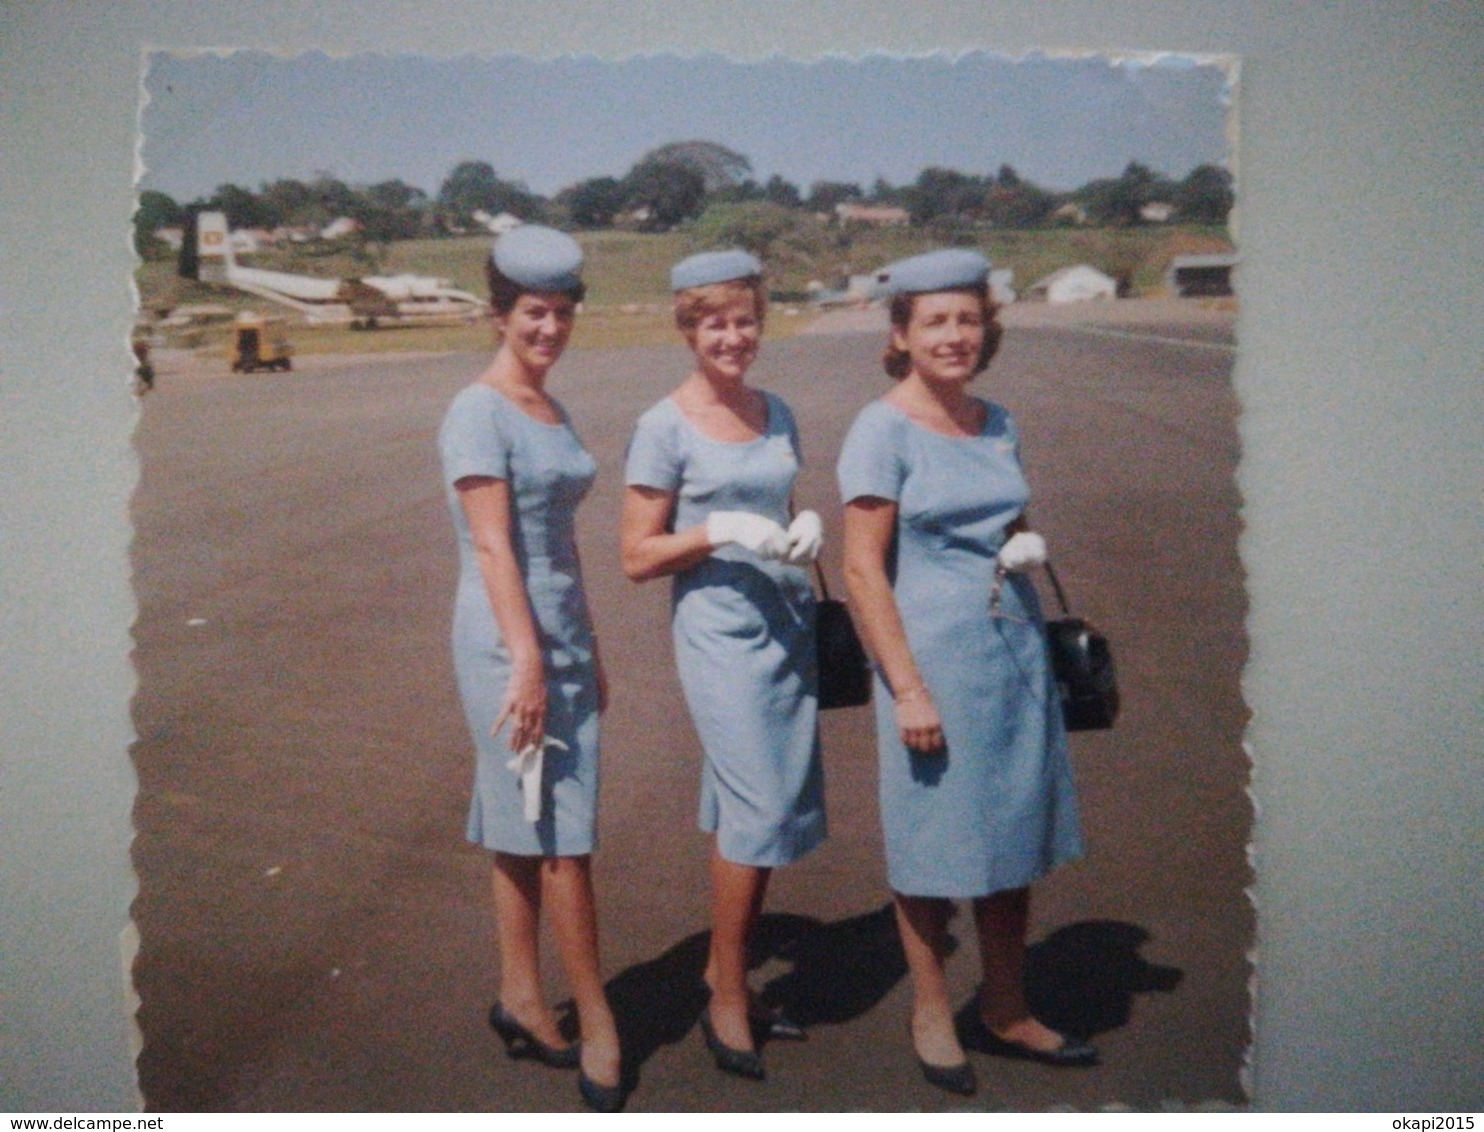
838,249,1093,1097
621,251,826,1081
438,226,623,1111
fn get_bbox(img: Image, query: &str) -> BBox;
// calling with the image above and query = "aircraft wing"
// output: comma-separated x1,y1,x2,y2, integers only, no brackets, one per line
228,265,344,302
362,273,479,304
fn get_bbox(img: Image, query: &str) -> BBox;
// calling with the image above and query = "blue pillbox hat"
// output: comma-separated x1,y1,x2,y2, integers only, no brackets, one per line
492,225,584,292
881,248,991,295
670,249,763,291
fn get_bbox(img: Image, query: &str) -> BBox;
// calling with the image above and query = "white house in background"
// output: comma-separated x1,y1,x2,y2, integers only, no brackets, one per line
989,268,1016,305
1051,202,1088,226
835,202,911,227
320,216,361,240
473,210,522,234
1026,264,1117,304
1139,201,1175,223
229,228,271,254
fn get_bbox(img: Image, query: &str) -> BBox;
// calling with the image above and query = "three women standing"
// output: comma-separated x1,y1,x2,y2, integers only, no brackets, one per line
441,234,1092,1107
622,251,826,1080
838,249,1092,1095
438,226,623,1111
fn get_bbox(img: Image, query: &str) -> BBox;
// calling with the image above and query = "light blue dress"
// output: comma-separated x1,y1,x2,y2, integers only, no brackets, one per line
625,393,826,867
439,382,600,857
837,398,1082,898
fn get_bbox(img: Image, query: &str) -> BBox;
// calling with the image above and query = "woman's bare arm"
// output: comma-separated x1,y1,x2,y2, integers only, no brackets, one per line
843,496,945,753
456,475,546,751
620,484,716,582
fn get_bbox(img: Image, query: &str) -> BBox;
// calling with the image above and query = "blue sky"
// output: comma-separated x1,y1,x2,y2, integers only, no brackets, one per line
139,50,1233,202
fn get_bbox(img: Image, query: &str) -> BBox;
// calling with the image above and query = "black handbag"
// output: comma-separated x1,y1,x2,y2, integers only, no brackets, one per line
813,563,872,710
994,560,1120,731
1038,561,1120,731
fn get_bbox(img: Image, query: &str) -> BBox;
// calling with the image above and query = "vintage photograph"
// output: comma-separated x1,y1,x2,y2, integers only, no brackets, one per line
129,49,1247,1111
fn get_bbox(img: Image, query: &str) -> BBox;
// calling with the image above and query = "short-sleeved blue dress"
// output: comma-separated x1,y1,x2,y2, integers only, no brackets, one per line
439,382,600,857
837,398,1082,898
625,393,826,868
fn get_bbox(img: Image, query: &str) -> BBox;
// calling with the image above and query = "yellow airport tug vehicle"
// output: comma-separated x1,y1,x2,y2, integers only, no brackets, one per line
230,312,294,373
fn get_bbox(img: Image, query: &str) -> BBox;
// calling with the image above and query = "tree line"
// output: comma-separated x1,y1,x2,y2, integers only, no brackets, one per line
136,139,1233,258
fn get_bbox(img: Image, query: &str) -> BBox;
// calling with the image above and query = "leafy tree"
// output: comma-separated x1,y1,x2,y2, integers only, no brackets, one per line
439,160,501,219
623,157,707,229
258,178,317,227
204,182,276,230
1174,164,1234,224
869,177,905,205
689,201,799,258
689,201,840,274
804,181,862,213
1076,177,1133,226
708,179,765,206
436,160,545,228
762,174,801,208
307,174,359,227
1076,162,1169,226
909,166,985,224
352,179,429,242
555,176,628,229
640,140,752,193
134,190,183,256
983,179,1058,229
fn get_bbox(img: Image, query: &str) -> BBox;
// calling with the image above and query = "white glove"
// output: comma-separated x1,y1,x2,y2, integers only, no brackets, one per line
997,531,1047,572
706,510,789,559
505,735,569,823
783,510,824,565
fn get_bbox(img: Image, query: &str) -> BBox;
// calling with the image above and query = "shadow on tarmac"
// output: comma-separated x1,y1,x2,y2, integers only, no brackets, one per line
956,918,1184,1046
599,904,1181,1089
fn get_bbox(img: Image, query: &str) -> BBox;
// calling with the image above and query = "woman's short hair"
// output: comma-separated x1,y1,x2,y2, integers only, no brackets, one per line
673,276,768,336
485,254,586,315
881,284,1002,380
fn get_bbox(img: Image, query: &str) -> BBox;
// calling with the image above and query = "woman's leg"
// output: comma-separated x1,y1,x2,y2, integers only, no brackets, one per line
704,847,772,1052
491,852,569,1051
895,892,967,1068
542,855,621,1087
973,886,1062,1051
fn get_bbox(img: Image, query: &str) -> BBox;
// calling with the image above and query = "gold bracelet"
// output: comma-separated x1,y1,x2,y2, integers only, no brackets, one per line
894,683,930,704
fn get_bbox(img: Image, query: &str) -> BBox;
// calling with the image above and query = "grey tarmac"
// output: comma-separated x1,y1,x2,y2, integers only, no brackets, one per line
130,302,1249,1111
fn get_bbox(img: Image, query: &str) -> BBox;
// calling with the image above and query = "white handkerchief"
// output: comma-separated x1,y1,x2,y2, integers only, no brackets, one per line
505,735,569,822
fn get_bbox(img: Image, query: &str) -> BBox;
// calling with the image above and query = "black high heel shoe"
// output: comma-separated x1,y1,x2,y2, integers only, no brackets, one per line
487,1002,580,1069
976,1024,1099,1068
578,1067,627,1112
917,1056,978,1097
699,1008,766,1080
701,979,808,1042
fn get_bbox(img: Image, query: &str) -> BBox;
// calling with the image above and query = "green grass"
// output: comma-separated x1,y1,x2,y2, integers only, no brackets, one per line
758,223,1235,296
160,302,821,360
136,224,1232,355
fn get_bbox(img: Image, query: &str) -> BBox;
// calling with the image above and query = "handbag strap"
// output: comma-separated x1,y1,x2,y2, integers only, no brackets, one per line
990,558,1074,617
1041,560,1074,616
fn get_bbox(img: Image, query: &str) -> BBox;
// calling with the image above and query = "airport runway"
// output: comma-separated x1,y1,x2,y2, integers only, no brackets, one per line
129,307,1249,1111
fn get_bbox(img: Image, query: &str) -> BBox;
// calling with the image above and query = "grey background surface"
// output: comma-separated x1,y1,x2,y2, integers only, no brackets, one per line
1,1,1480,1113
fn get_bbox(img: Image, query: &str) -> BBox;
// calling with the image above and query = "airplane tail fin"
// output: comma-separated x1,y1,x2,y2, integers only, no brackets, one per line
196,210,235,282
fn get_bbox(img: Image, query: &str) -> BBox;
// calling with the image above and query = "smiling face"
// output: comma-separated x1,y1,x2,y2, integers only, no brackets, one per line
494,290,577,374
683,289,763,383
891,289,988,387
